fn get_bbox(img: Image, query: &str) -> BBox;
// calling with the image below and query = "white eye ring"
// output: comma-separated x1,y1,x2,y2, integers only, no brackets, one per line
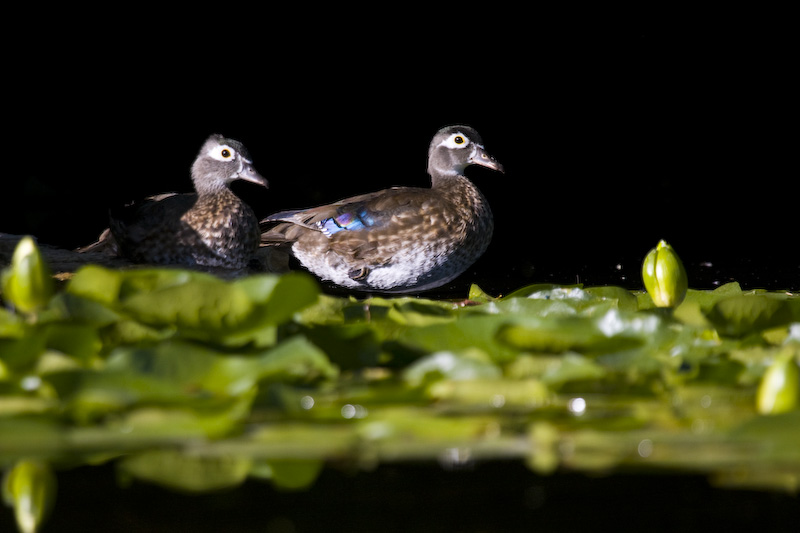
441,132,471,149
209,144,236,161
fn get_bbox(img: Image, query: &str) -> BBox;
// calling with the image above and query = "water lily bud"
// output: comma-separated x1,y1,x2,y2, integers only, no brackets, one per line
757,348,799,415
1,237,54,314
642,240,688,308
2,460,57,533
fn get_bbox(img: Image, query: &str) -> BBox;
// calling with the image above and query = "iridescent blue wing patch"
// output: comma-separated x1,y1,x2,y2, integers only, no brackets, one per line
317,207,376,237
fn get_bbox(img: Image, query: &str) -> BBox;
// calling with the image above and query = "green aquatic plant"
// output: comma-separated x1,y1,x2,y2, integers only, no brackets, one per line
757,345,800,415
1,237,800,531
1,236,54,316
642,239,688,308
2,460,56,533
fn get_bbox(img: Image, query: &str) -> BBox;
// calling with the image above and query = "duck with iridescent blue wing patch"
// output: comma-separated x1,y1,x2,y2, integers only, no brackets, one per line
260,125,503,293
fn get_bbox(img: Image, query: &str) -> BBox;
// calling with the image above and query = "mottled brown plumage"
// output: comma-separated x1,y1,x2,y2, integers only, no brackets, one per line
80,135,267,269
261,125,502,293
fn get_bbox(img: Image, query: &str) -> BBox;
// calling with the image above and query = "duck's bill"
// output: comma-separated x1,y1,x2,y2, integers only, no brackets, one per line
469,146,504,173
238,162,269,187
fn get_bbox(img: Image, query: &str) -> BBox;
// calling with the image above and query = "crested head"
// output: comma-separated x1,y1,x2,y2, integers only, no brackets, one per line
426,125,503,182
191,134,267,195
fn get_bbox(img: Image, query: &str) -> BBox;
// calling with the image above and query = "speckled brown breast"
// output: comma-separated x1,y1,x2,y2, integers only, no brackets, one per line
111,189,260,269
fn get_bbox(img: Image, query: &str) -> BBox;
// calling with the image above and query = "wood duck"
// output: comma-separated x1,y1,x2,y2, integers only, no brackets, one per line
260,125,503,293
81,134,267,269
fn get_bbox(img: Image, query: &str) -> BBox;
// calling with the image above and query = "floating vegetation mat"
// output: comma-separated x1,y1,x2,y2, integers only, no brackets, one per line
1,240,800,530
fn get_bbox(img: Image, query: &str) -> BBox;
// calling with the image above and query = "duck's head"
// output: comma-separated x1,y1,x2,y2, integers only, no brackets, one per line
427,125,504,181
192,134,267,194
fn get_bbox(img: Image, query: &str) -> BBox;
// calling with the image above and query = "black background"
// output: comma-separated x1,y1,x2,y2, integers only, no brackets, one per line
4,14,797,293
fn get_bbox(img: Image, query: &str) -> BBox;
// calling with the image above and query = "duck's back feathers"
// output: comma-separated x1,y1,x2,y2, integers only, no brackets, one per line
261,182,491,292
259,125,502,293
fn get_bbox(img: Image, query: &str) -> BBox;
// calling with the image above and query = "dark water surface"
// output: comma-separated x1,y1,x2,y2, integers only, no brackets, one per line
5,461,799,532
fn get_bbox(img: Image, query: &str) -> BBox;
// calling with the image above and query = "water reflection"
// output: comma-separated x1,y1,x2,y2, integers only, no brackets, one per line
567,397,586,415
341,404,368,419
20,375,42,391
637,439,654,458
491,394,506,408
300,395,315,410
439,447,474,471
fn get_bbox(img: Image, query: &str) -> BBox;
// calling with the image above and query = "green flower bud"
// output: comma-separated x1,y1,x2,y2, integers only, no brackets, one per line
2,460,57,533
1,237,54,315
642,240,688,308
757,347,799,415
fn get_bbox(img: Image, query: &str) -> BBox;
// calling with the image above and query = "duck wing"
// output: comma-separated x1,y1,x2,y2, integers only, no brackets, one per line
109,193,197,252
261,187,450,266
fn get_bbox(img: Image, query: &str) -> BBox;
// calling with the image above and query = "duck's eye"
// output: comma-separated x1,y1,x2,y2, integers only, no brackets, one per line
443,133,470,149
210,145,236,161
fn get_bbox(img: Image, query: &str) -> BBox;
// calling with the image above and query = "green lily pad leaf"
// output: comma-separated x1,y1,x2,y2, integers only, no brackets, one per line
294,294,351,326
403,351,501,387
215,273,320,347
385,299,456,326
65,264,124,306
0,307,26,337
0,333,46,373
502,283,580,300
41,323,101,365
250,335,339,384
357,406,498,443
496,310,654,354
100,318,174,346
104,335,337,399
0,417,67,458
110,392,255,440
398,314,518,364
254,459,324,491
336,297,456,329
707,294,794,337
117,268,219,299
672,300,711,327
34,351,85,375
120,277,254,331
540,352,608,388
485,286,635,318
584,286,639,312
427,378,550,408
482,297,583,319
688,282,743,311
118,450,252,492
731,410,800,462
0,392,57,417
73,270,321,347
52,371,188,423
46,292,121,328
235,272,319,324
301,323,383,370
105,341,245,394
